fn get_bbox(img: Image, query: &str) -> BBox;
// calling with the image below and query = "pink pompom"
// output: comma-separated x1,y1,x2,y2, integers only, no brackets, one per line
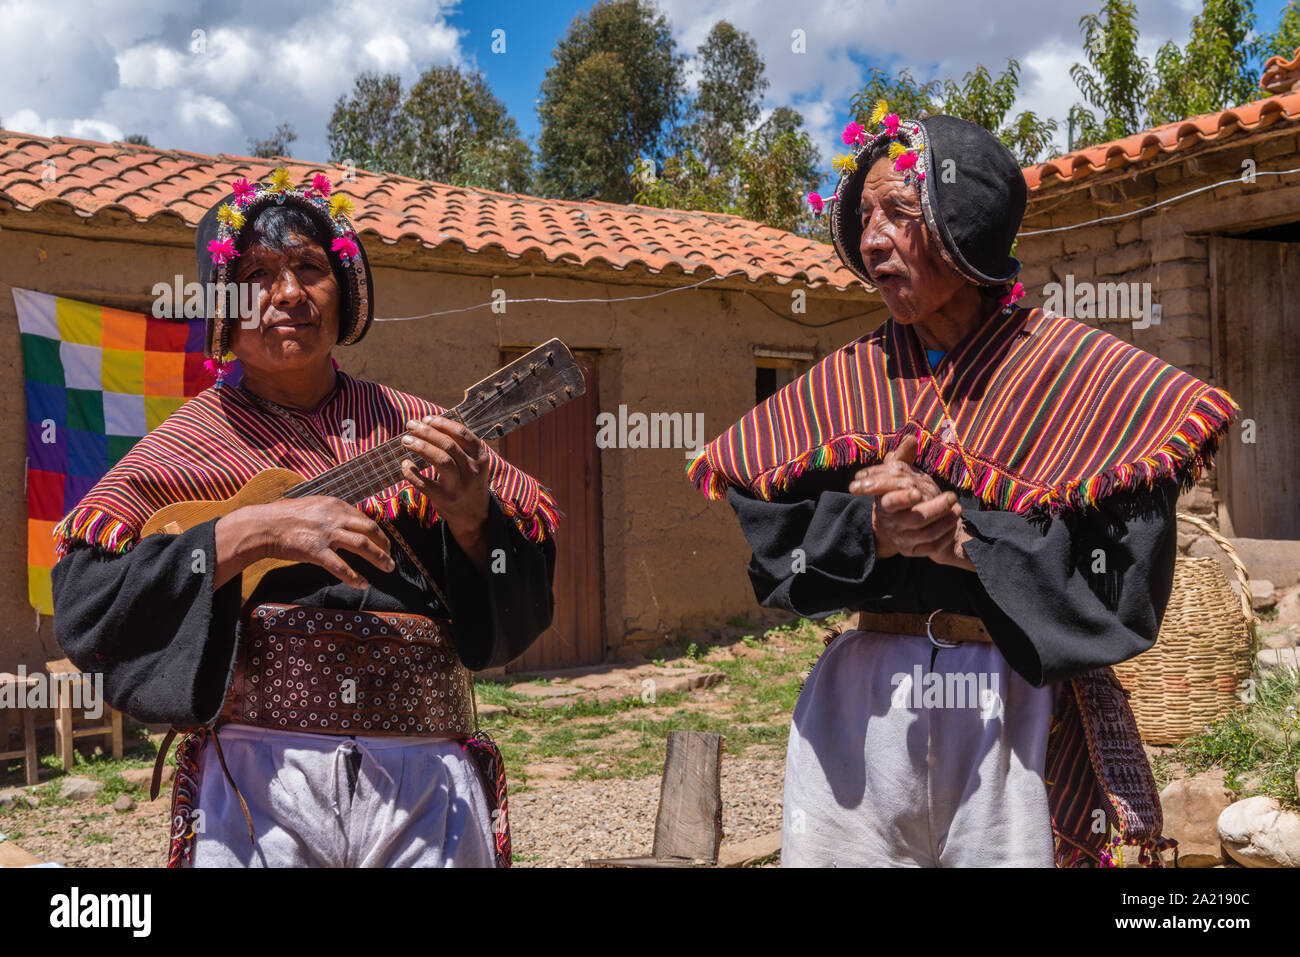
231,177,256,204
893,151,918,173
331,235,359,260
807,192,825,215
208,238,239,265
883,114,900,137
841,122,865,146
1000,281,1026,307
311,173,333,198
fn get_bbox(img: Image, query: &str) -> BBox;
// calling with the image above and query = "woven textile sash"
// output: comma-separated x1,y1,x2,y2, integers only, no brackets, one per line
688,308,1237,514
53,368,559,558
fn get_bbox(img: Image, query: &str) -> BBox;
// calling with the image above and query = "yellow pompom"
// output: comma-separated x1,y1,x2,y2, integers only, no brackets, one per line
832,154,858,174
888,142,906,161
869,99,888,127
216,203,245,229
329,193,355,218
268,167,293,192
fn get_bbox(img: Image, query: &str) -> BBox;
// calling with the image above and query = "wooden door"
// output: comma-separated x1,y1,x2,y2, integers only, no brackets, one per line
1212,237,1300,538
499,349,604,670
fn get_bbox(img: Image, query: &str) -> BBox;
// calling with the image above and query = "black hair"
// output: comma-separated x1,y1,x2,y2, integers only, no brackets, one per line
235,202,348,296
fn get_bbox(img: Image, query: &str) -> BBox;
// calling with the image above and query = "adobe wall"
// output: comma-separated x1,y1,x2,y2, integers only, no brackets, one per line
1016,129,1300,544
0,211,878,707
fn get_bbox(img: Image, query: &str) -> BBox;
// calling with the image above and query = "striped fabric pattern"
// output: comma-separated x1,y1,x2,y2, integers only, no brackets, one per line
688,307,1237,513
54,370,558,558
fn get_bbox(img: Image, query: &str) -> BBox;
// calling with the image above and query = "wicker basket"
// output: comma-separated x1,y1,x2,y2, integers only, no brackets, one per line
1113,513,1258,746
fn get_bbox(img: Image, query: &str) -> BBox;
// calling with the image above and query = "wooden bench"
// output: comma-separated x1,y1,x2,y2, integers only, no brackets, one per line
45,658,122,771
586,730,725,867
0,672,40,786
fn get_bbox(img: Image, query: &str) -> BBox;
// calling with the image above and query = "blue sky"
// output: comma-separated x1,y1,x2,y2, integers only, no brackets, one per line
1,0,1295,182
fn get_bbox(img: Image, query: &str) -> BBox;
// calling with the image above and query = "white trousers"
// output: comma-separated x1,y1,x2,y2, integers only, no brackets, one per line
782,629,1058,867
184,724,498,868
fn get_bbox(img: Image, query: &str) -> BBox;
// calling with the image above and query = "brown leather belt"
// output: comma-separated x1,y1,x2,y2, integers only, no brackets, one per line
853,609,994,646
220,603,476,737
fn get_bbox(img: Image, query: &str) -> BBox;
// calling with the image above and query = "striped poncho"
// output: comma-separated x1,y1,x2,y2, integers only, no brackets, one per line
53,370,559,558
688,307,1237,513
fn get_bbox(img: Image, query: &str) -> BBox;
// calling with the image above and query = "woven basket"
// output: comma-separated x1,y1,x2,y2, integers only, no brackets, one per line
1113,513,1258,746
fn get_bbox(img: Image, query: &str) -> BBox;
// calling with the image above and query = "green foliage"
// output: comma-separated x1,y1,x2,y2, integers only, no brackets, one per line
537,0,686,202
688,21,768,173
327,67,531,193
940,59,1059,165
122,133,151,147
1262,1,1300,60
248,121,298,159
1069,0,1151,147
1148,0,1264,125
849,67,940,124
636,106,820,235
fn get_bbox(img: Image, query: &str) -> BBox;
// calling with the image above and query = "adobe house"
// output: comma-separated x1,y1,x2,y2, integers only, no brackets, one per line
0,132,878,709
1016,49,1300,551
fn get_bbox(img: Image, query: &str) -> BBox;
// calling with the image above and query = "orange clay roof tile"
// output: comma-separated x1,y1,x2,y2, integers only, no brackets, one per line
0,129,862,292
1025,84,1300,192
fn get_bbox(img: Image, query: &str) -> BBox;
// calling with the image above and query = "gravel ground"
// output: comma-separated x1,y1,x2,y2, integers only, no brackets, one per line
4,756,784,868
510,756,784,867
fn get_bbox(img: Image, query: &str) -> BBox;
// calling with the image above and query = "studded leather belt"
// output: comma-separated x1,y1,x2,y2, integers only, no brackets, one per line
219,603,476,737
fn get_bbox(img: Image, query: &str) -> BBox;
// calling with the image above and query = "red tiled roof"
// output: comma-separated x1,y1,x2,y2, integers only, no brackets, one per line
0,131,863,292
1262,47,1300,93
1024,88,1300,192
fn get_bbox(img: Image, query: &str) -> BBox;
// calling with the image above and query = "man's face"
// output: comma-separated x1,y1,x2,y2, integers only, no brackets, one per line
229,232,341,374
857,156,966,324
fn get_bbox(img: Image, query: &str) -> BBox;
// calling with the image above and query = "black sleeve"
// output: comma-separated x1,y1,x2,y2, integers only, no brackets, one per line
960,481,1180,686
722,462,1180,688
50,518,243,727
434,495,558,670
725,465,904,618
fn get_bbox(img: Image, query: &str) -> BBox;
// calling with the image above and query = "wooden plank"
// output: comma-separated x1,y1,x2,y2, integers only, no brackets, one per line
502,349,604,671
22,707,37,786
718,831,782,867
0,841,43,868
651,730,724,864
584,855,712,868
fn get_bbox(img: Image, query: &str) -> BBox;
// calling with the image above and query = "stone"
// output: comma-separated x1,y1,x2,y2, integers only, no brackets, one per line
509,682,581,699
1188,538,1300,588
1261,626,1299,650
1249,580,1276,612
1275,585,1300,627
0,787,38,810
476,703,507,718
1159,772,1233,867
1218,796,1300,867
58,776,104,801
120,765,173,790
113,794,135,812
1255,648,1300,674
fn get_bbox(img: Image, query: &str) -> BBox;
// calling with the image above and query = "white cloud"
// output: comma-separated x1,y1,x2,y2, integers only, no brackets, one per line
0,0,464,161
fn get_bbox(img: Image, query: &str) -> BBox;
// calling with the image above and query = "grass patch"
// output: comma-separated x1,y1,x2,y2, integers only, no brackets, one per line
1151,665,1300,809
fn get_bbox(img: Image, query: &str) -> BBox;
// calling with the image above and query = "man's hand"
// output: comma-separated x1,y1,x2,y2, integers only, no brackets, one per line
214,496,394,590
848,435,972,568
399,414,492,573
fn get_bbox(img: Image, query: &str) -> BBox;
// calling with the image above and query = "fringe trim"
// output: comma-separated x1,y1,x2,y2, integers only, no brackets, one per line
463,733,512,868
687,389,1237,516
52,507,140,561
358,483,562,544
